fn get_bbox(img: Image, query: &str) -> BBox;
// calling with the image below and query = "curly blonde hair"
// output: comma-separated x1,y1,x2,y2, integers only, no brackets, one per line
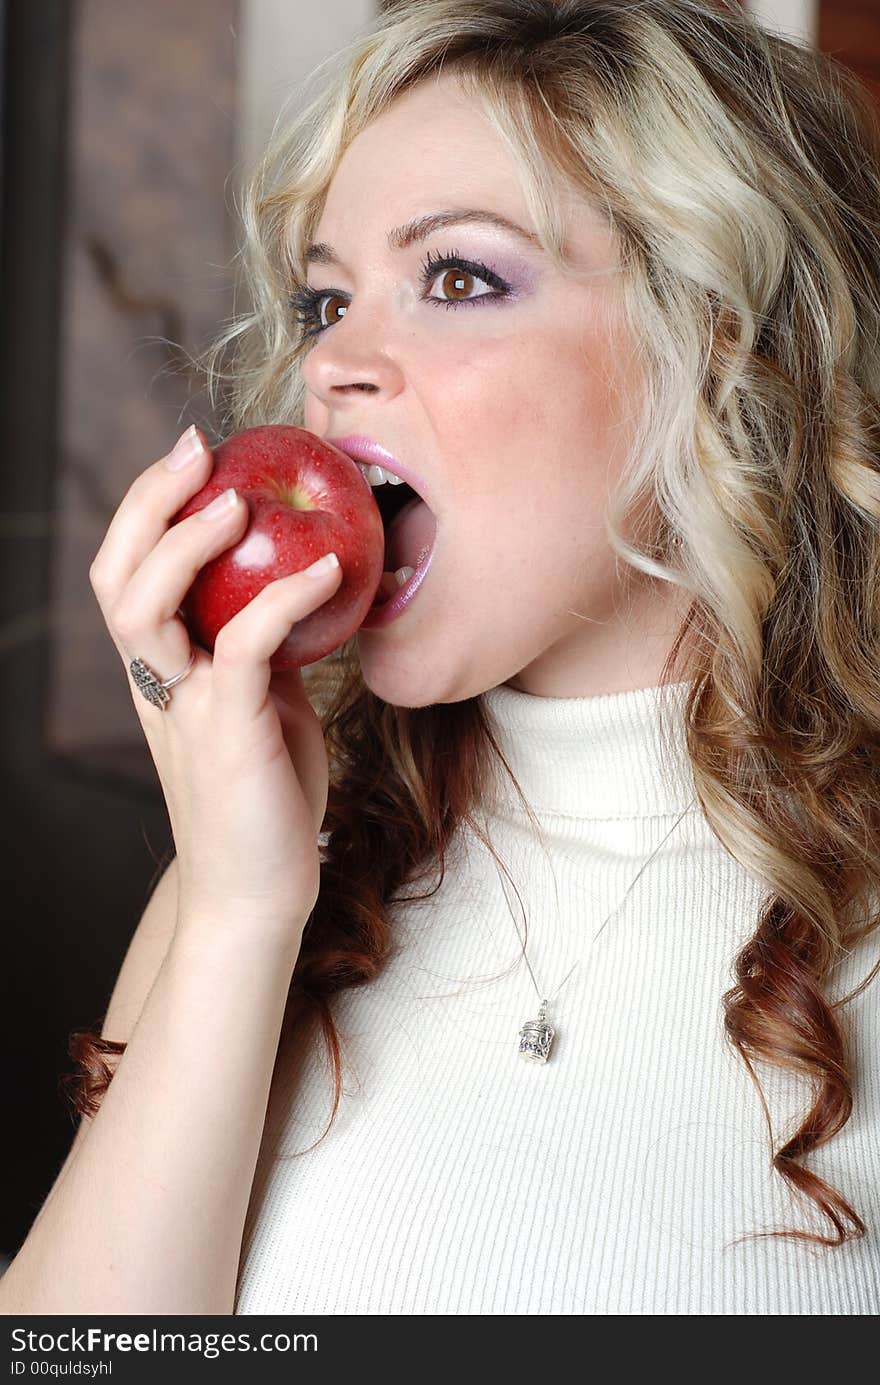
67,0,880,1248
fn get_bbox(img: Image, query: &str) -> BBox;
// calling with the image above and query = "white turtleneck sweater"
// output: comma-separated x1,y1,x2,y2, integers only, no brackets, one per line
234,680,880,1315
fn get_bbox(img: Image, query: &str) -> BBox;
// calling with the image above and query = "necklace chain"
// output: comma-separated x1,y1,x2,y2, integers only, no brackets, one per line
490,797,697,1063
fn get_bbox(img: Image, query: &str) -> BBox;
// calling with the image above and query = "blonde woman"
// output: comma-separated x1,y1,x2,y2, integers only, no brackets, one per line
4,0,880,1315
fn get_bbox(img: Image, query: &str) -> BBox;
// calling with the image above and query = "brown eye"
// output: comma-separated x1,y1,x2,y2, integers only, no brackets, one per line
437,268,475,301
290,252,508,340
423,259,497,306
322,295,348,325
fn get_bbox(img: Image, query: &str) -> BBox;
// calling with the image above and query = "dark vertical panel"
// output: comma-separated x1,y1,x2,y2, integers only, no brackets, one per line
0,0,75,1264
0,1,5,236
0,7,68,771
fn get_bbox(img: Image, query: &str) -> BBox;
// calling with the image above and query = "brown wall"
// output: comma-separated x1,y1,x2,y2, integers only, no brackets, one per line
1,0,239,1262
819,0,880,102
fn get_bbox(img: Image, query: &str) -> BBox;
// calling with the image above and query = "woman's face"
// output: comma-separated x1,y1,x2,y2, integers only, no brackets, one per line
302,73,686,702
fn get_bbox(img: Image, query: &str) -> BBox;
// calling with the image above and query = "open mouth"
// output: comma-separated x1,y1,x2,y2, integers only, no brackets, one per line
373,477,417,551
369,479,437,608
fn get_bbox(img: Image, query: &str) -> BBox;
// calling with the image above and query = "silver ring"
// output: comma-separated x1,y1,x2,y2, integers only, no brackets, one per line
129,649,196,710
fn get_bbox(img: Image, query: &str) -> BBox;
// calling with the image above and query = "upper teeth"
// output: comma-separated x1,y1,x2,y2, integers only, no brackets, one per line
357,462,406,487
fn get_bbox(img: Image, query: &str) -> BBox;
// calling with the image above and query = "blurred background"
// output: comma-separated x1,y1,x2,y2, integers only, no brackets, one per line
0,0,877,1267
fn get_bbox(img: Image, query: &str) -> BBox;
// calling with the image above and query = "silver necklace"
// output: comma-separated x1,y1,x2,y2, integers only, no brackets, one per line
491,797,696,1064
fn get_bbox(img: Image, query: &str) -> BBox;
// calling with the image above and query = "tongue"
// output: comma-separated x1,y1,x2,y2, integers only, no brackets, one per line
384,497,436,572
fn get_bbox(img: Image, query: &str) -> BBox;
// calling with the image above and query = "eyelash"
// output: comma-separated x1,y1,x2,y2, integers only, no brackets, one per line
287,248,512,339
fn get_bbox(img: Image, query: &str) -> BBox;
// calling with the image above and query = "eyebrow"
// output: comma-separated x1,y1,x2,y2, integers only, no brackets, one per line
303,208,543,267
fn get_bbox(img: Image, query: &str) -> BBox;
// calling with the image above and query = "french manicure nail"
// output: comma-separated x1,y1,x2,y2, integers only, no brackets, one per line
198,487,238,520
165,424,205,471
303,551,340,577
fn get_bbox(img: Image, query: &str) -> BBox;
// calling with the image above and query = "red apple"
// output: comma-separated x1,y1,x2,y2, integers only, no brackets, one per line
171,425,385,669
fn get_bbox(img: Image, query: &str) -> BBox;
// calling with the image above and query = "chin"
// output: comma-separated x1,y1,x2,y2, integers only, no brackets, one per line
356,641,486,709
354,641,436,708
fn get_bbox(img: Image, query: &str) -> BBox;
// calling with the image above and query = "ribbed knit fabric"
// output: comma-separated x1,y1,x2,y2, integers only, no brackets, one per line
234,679,880,1315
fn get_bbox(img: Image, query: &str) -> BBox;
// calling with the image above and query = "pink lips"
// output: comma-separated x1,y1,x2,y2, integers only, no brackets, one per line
326,432,438,630
358,537,436,629
326,435,434,513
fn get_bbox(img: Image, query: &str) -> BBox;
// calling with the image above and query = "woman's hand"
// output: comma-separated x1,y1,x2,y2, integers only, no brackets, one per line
88,426,343,947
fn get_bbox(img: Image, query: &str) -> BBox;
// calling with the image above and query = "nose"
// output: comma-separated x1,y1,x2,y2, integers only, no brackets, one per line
300,321,406,405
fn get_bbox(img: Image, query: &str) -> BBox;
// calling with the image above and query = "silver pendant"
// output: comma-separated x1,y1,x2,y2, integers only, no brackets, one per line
518,1000,555,1064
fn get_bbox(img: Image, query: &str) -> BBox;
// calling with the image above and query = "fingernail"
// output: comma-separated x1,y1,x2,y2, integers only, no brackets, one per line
303,551,340,577
198,487,238,520
165,424,205,471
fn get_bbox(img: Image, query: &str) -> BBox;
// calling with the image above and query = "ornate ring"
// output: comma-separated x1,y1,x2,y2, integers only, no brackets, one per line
129,649,196,710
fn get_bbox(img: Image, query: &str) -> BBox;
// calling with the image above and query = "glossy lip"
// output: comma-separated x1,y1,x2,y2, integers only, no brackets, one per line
358,530,436,629
326,434,435,514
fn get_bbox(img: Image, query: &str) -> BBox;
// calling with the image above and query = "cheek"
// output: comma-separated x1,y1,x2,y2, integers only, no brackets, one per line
303,394,324,433
432,317,622,472
424,325,559,430
430,318,632,577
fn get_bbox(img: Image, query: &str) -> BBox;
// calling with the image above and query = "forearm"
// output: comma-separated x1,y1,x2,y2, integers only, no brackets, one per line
0,921,300,1315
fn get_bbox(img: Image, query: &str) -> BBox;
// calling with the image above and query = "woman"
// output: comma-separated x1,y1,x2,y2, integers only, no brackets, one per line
3,0,879,1314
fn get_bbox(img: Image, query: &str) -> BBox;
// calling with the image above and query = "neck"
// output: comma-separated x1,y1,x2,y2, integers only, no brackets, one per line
503,583,693,698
